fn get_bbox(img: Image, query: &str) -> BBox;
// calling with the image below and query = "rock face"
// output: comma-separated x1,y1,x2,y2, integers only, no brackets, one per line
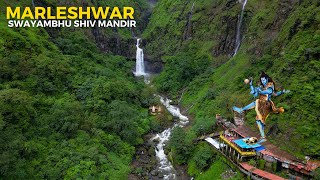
143,0,307,61
143,0,250,60
212,15,239,57
91,27,136,58
145,58,163,74
37,0,153,60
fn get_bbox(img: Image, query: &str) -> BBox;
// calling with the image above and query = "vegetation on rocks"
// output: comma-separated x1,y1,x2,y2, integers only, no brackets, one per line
143,0,320,177
0,0,319,179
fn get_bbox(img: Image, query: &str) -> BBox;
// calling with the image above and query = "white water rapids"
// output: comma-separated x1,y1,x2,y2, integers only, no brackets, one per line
151,96,189,180
233,0,248,56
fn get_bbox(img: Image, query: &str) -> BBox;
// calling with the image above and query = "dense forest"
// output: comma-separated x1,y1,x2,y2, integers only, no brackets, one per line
0,0,319,179
0,0,158,179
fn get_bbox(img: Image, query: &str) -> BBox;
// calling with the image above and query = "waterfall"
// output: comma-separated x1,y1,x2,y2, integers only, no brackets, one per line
233,0,248,56
184,2,195,40
134,38,150,84
134,38,146,76
151,96,189,179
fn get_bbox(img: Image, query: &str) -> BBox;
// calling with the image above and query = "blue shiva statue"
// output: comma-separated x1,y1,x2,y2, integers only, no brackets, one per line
233,72,290,141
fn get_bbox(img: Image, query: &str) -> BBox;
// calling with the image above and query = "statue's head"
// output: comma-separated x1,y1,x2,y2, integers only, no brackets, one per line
260,71,274,87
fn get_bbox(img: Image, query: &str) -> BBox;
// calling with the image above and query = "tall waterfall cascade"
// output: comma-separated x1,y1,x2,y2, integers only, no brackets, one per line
233,0,248,56
134,38,146,76
151,96,189,180
134,38,150,84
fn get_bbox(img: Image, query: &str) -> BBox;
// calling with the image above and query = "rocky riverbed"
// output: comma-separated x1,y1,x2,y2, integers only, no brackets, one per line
129,134,190,180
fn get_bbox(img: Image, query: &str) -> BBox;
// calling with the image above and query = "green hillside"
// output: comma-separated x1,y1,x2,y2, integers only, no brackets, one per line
0,0,319,179
0,1,157,179
143,0,319,178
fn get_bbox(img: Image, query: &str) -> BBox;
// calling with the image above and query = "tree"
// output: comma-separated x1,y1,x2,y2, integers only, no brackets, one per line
169,127,194,164
103,100,145,145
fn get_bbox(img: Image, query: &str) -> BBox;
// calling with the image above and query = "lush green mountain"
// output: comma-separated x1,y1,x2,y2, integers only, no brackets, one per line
1,0,319,179
143,0,319,178
0,0,159,179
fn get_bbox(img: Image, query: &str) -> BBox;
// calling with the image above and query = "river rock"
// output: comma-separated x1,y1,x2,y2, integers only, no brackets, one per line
153,137,160,143
150,157,157,165
145,164,153,171
141,158,149,164
151,170,158,176
145,140,154,147
158,172,164,178
164,147,169,155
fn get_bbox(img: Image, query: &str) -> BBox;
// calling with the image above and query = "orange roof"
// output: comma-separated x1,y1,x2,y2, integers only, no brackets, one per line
240,162,286,180
306,160,320,171
260,150,320,172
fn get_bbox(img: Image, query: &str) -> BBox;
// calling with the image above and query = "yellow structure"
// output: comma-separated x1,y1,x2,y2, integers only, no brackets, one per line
149,105,163,115
220,134,256,157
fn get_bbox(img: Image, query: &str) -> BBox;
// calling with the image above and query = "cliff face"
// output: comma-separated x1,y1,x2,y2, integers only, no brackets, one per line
143,0,311,60
143,0,241,59
143,0,319,163
87,0,152,58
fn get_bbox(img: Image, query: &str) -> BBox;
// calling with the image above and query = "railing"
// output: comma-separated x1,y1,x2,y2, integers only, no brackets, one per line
220,134,256,156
